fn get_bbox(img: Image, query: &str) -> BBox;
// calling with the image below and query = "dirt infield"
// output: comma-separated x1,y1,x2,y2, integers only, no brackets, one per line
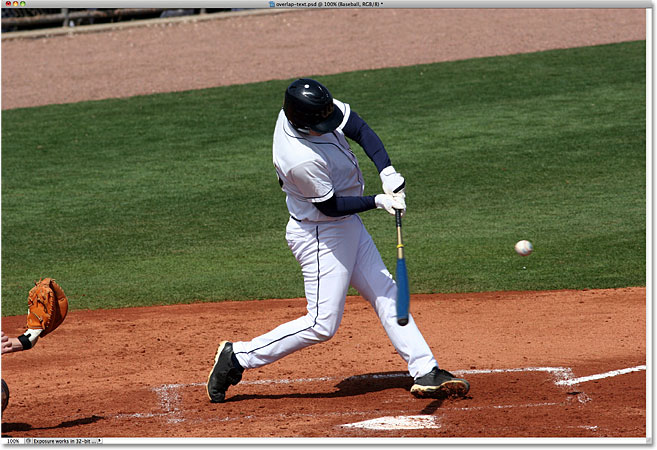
0,8,646,110
0,288,646,438
0,7,648,440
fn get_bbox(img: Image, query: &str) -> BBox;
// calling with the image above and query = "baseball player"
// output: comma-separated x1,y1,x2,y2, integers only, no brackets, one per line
2,278,68,414
2,329,41,414
207,78,469,403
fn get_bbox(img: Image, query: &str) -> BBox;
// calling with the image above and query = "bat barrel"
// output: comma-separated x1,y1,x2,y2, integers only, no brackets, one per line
394,208,409,326
396,247,410,326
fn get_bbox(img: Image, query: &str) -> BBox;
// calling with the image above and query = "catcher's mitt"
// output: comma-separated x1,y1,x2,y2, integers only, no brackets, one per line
26,278,68,337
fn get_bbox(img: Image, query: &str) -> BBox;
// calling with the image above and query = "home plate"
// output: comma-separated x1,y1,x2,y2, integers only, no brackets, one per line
342,415,441,430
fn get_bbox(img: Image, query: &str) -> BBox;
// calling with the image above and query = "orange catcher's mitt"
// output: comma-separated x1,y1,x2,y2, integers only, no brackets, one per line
27,278,68,338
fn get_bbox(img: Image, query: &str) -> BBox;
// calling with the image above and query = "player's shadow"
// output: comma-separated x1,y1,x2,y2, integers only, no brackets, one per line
1,414,103,436
419,399,446,414
226,371,412,402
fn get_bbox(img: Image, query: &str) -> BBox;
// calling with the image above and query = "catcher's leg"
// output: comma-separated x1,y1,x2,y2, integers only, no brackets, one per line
2,379,9,413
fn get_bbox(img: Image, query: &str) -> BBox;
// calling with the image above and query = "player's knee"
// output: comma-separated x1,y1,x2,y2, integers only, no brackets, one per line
313,330,332,342
313,326,337,342
312,319,340,342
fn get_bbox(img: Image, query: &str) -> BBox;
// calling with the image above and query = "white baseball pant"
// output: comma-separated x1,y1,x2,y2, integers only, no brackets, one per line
232,214,438,378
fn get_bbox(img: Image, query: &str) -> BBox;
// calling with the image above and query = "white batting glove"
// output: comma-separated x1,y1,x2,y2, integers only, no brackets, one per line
380,165,405,195
375,193,406,216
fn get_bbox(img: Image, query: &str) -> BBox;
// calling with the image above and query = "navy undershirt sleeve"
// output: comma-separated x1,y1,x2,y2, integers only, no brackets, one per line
314,194,377,217
313,111,392,217
342,111,392,173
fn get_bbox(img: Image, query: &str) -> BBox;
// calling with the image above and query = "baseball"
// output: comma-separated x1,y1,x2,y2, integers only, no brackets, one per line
514,240,533,256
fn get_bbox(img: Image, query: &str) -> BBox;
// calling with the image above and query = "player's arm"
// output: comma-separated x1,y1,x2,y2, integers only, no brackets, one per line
342,111,391,172
342,111,405,194
314,194,376,217
315,194,405,217
1,330,39,354
289,161,404,217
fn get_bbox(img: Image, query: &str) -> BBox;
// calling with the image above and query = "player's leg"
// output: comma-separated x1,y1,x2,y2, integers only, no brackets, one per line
2,379,9,413
208,218,360,402
231,216,360,369
348,217,470,398
348,218,437,378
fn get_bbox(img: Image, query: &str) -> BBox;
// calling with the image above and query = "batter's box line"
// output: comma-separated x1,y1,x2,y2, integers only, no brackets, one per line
551,365,646,386
453,367,576,385
144,366,606,392
126,365,645,424
146,365,620,408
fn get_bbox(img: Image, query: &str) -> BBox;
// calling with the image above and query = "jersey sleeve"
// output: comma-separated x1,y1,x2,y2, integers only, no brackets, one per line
342,110,391,173
288,160,334,203
334,99,351,131
314,194,377,217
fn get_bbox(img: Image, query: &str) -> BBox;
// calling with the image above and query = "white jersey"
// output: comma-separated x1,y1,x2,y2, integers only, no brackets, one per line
273,99,365,223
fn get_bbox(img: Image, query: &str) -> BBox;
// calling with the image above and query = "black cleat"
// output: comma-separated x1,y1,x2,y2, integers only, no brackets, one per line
411,367,470,399
207,341,244,403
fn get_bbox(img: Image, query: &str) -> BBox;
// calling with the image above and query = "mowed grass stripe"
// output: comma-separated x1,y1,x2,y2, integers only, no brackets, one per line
1,41,646,315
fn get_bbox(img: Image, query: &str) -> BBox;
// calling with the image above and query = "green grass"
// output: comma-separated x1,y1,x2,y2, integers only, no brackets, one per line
1,41,646,316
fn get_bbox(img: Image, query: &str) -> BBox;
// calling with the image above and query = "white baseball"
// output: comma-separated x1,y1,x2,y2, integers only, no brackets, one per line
514,240,533,256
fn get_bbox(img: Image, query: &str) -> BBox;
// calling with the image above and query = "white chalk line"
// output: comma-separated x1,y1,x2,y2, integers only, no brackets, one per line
113,365,645,428
554,365,646,386
147,366,573,389
114,402,568,427
115,407,405,425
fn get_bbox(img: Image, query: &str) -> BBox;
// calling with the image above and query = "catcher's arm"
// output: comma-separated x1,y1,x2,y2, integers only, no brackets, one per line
16,329,42,351
1,330,40,353
19,278,69,349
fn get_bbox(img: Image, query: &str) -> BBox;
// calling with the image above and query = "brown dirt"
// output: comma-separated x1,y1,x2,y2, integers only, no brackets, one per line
1,8,646,110
0,7,647,440
1,288,646,438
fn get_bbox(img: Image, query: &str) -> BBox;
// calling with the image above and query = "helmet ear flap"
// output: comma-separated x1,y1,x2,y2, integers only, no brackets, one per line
283,100,310,133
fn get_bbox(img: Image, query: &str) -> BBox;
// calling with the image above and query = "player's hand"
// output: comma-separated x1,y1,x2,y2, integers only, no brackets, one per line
375,193,406,216
380,166,405,195
1,332,11,355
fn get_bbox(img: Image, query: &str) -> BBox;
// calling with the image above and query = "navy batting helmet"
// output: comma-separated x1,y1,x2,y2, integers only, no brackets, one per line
283,78,343,134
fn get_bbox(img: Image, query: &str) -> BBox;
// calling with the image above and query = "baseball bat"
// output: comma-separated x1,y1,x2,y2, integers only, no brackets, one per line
395,209,410,326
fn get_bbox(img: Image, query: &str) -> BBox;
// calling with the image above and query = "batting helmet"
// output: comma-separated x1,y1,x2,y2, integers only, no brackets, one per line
283,78,343,134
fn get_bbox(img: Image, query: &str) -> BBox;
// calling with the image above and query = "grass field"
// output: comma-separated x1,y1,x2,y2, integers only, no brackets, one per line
1,41,646,316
